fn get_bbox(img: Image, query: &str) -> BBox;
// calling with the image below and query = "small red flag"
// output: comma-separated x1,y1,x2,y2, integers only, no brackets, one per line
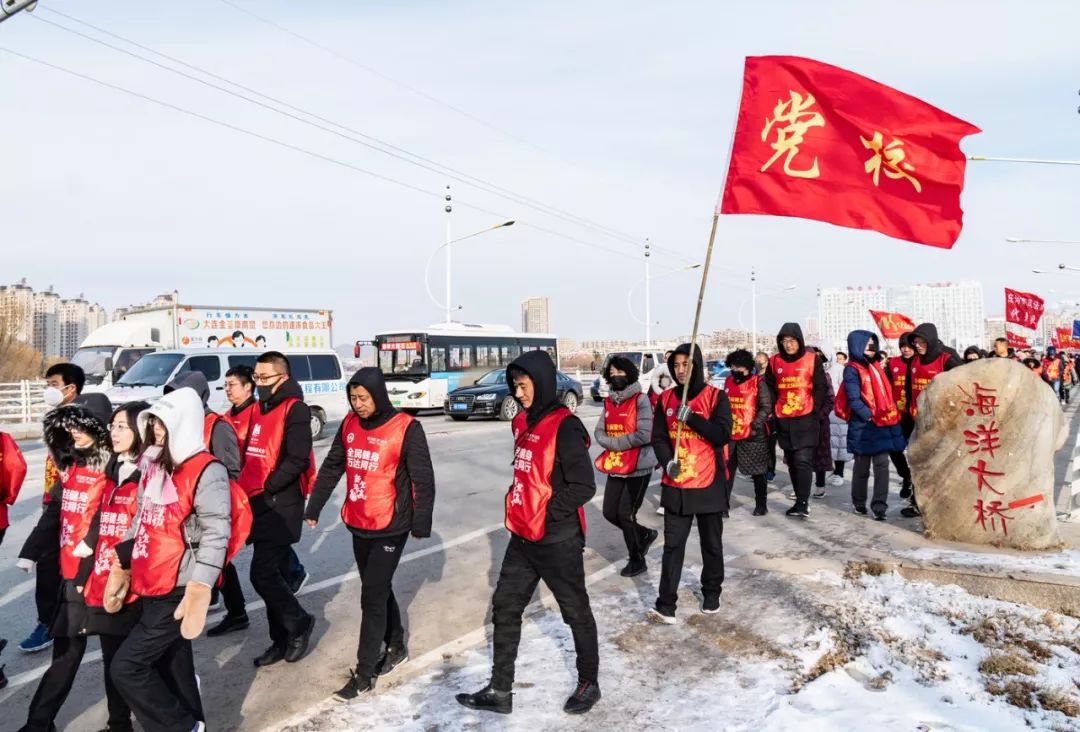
1055,328,1078,350
1004,330,1030,350
1004,288,1045,330
720,56,980,248
869,310,915,339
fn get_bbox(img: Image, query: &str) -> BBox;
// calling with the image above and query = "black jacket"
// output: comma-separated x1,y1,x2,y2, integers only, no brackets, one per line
507,350,595,544
651,343,732,515
764,322,828,450
305,368,435,539
904,323,963,411
249,378,312,545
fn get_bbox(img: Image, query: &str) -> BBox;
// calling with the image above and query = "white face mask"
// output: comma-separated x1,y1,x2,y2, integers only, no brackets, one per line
43,386,65,408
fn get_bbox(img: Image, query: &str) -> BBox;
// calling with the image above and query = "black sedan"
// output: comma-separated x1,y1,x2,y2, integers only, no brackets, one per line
443,368,583,421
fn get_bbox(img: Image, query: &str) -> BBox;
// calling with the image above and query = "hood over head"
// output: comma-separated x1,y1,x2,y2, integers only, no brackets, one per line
347,367,395,425
775,322,806,362
72,392,114,427
44,403,112,472
963,345,983,360
1046,346,1058,358
163,370,210,406
898,332,914,350
137,387,207,465
507,349,558,424
911,322,944,363
847,330,878,366
668,343,706,397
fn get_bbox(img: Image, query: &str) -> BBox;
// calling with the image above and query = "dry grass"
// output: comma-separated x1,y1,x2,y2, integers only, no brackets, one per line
1042,611,1062,632
867,670,893,690
1037,687,1080,718
986,679,1038,709
803,646,851,685
1018,638,1053,663
979,651,1036,677
843,560,890,580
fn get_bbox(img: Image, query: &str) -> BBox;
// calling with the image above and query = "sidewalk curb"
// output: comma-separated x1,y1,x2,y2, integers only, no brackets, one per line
1056,399,1080,520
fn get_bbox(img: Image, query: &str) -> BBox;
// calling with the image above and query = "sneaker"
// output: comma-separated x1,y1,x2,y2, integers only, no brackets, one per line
374,645,408,677
752,502,768,516
334,668,374,702
720,510,730,518
191,723,206,732
455,685,512,714
640,528,659,556
873,511,887,521
785,504,809,518
812,487,826,499
207,613,249,637
853,504,867,515
701,596,721,614
899,480,913,500
287,571,310,595
19,623,52,653
655,505,665,515
646,608,677,625
563,679,601,715
619,560,646,578
765,471,777,483
0,663,6,691
900,505,921,518
829,474,844,487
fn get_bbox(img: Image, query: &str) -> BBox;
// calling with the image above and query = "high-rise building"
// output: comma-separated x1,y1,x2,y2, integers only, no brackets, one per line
33,287,61,357
59,296,92,358
521,296,550,334
817,286,888,352
0,279,34,343
910,281,984,350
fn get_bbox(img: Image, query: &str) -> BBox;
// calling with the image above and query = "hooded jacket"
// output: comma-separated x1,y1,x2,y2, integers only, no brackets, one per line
118,388,231,589
506,350,595,544
593,380,657,476
764,323,829,450
305,367,435,539
165,371,241,479
905,323,963,410
843,330,907,456
650,343,733,515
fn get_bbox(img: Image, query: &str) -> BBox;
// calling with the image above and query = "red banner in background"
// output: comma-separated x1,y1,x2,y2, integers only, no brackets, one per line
869,310,916,339
1005,288,1045,330
1055,328,1080,350
1004,330,1030,350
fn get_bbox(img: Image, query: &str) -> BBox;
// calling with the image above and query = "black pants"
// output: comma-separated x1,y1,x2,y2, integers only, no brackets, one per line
23,634,132,732
784,448,814,505
889,450,911,483
601,474,651,563
814,469,826,488
352,533,408,677
656,512,724,615
491,535,598,691
852,453,891,513
250,541,309,646
111,594,202,732
35,549,61,626
0,526,6,546
766,433,778,474
221,562,246,617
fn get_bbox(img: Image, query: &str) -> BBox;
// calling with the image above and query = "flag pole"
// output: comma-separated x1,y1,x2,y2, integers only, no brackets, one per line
968,155,1080,166
667,212,720,479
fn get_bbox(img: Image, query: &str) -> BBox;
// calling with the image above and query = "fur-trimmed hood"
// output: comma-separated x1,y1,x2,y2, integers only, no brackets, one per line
43,403,112,472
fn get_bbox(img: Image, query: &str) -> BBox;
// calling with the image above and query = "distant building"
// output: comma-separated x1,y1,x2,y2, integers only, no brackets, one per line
910,281,984,350
521,296,550,334
33,287,61,357
0,279,34,343
818,286,888,352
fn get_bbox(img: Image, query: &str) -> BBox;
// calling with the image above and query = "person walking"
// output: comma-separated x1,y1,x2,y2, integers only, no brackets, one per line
305,367,435,701
1,429,27,547
810,349,839,498
766,325,828,518
887,333,916,501
109,388,231,732
456,350,600,716
236,352,315,667
754,351,778,483
835,331,906,521
594,356,657,577
647,343,732,624
647,350,675,407
1041,346,1064,402
724,349,773,516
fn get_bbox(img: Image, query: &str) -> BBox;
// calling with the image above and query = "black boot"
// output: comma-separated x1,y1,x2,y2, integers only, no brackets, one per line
207,613,249,637
899,479,912,500
456,685,513,714
753,483,768,515
620,559,646,577
564,680,601,715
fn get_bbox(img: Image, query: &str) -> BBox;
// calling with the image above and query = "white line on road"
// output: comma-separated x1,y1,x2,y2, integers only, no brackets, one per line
0,577,35,609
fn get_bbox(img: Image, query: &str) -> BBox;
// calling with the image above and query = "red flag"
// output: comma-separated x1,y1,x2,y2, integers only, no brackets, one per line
1004,330,1030,349
1056,328,1078,350
719,56,980,248
1004,288,1045,330
869,309,916,339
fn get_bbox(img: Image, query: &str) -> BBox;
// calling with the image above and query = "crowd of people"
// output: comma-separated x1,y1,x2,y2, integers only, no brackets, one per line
0,322,1072,730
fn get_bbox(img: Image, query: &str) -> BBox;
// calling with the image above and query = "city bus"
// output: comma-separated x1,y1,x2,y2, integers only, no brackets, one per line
368,324,558,411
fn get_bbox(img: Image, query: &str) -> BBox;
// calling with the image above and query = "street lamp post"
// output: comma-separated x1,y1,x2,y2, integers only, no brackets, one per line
627,261,702,345
644,240,652,349
1006,238,1080,244
0,0,37,23
738,276,796,353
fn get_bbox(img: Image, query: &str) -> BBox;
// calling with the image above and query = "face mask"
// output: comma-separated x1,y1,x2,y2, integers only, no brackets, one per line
609,376,629,392
43,386,65,408
257,385,275,402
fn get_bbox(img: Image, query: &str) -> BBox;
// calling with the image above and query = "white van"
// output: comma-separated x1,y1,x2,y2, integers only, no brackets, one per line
105,349,347,439
596,349,669,399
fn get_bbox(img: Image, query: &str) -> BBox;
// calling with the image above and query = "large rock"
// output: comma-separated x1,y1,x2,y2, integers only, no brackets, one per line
908,358,1065,550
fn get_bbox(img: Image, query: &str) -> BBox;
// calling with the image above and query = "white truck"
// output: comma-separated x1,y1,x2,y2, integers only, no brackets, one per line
73,303,334,390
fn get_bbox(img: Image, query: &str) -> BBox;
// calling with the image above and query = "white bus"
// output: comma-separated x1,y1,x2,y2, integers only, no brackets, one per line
369,324,558,411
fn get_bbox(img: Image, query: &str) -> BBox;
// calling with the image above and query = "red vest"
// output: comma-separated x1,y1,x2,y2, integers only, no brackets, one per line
725,374,760,441
660,386,721,489
594,396,642,475
83,474,140,608
887,356,909,413
222,402,256,452
1043,358,1061,381
130,451,218,598
834,362,901,426
340,412,413,531
58,465,108,580
505,408,588,541
910,353,949,417
43,454,59,505
202,412,224,447
770,352,816,419
237,398,299,498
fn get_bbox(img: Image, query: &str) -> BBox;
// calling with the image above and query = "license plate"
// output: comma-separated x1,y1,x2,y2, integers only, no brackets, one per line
452,403,468,411
391,400,401,407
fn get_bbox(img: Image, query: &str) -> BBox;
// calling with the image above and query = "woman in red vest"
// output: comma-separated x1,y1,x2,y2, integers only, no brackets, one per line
723,349,773,516
304,368,435,701
593,355,658,577
647,343,732,624
836,331,907,521
0,429,27,547
887,333,916,502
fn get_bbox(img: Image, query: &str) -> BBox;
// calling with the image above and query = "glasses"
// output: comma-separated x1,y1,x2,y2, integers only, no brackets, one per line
252,372,284,385
109,423,131,432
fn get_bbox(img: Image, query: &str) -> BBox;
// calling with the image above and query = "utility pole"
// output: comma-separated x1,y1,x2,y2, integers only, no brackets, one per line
444,185,452,324
644,239,652,349
751,267,758,354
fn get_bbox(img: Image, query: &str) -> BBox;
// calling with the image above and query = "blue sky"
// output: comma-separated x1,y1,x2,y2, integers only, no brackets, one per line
2,0,1078,343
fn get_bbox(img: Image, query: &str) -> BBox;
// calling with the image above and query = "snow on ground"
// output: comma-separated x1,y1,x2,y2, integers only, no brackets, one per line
278,566,1080,732
896,547,1080,577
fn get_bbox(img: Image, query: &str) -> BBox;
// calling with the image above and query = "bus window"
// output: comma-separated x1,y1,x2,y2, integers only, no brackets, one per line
309,355,341,380
502,345,520,364
379,346,425,375
289,356,312,382
449,346,472,370
430,347,447,373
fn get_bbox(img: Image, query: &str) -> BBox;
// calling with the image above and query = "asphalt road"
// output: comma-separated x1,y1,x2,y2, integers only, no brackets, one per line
0,399,653,731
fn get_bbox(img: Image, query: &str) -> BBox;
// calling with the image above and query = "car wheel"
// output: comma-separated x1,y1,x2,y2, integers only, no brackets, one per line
592,395,602,402
450,415,469,422
309,409,325,440
402,408,420,416
500,397,520,421
562,391,579,412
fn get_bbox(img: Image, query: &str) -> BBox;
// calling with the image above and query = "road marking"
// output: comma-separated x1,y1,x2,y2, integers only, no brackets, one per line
0,577,35,609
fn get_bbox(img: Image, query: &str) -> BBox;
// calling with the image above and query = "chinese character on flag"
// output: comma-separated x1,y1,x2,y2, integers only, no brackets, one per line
1004,288,1045,330
719,56,981,248
869,309,916,339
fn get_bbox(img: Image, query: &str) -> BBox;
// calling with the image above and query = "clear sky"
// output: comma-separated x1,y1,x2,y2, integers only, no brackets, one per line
2,0,1078,345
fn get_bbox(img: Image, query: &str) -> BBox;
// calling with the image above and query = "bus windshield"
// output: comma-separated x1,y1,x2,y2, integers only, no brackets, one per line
378,336,427,376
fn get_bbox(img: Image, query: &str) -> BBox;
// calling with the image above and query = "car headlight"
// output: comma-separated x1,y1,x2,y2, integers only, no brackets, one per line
407,391,426,399
476,393,497,401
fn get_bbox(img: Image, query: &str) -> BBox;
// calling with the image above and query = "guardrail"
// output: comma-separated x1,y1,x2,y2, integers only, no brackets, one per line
0,380,47,426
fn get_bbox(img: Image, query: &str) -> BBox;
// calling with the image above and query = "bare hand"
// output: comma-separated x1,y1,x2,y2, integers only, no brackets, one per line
305,518,318,529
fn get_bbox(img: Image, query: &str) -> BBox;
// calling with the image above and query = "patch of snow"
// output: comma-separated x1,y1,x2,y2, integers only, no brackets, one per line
896,546,1080,577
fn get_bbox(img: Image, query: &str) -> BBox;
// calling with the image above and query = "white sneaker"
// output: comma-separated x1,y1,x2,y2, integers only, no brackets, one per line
655,505,665,515
646,608,677,625
829,475,844,487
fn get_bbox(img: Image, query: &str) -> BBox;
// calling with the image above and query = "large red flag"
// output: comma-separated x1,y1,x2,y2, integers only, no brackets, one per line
1004,288,1045,330
720,56,980,248
869,309,915,339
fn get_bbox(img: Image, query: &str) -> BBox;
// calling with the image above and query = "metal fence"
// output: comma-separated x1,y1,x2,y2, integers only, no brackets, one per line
0,380,47,426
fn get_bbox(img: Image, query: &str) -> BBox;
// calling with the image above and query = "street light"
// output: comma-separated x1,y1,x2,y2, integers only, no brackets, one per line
627,260,702,348
0,0,37,23
737,275,797,354
1007,238,1080,244
424,185,514,323
1059,264,1080,272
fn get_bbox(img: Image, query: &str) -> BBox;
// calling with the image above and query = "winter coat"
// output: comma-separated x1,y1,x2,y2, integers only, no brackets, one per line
829,411,852,462
593,381,657,477
651,343,733,515
729,372,774,477
765,322,829,451
843,330,908,456
813,370,836,472
306,367,436,539
0,432,27,531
